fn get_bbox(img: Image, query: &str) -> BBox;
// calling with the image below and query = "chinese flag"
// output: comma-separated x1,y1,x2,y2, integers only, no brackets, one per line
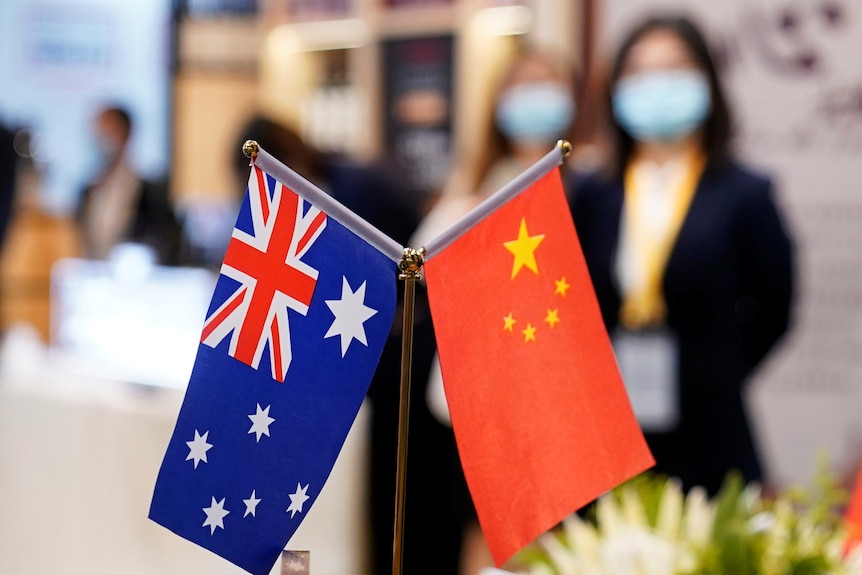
847,464,862,554
423,168,654,565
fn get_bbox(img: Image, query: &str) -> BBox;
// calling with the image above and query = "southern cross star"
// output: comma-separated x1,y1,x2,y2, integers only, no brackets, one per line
202,496,229,534
243,490,261,518
287,483,310,518
186,429,212,469
247,403,275,442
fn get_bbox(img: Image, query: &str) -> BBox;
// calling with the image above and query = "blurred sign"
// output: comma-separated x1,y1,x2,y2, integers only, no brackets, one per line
384,0,453,7
27,7,113,74
178,18,260,73
186,0,258,17
383,35,454,196
288,0,353,20
0,0,172,213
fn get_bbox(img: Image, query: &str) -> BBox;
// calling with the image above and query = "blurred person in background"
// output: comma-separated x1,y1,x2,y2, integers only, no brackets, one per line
412,49,580,575
412,50,579,245
0,122,18,334
571,15,794,495
77,106,181,264
0,123,17,253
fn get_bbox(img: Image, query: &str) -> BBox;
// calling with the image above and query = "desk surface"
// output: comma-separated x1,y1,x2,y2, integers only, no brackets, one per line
0,363,371,575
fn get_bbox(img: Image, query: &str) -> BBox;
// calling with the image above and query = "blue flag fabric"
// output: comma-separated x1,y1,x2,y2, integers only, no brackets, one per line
149,165,397,575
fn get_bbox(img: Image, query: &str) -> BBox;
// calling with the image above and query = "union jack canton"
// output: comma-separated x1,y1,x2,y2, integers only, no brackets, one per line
150,164,397,575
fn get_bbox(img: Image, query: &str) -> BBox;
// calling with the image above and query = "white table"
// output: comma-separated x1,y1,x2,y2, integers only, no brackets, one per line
0,340,371,575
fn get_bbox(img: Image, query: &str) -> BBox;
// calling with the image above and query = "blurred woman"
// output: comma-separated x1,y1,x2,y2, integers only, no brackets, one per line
572,16,794,495
78,106,181,264
412,50,579,246
412,49,579,575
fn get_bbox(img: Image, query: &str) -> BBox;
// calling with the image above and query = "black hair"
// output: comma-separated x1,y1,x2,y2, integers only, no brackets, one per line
607,15,732,177
232,116,324,189
100,106,133,138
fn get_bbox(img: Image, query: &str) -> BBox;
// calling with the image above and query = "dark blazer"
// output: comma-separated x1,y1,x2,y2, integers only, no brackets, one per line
570,161,794,494
0,124,17,250
78,176,182,265
320,158,418,247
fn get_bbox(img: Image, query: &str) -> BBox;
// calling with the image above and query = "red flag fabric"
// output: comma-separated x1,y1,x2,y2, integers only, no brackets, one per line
847,464,862,554
423,167,654,565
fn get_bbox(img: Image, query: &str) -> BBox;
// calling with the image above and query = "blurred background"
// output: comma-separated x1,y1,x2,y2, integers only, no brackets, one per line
0,0,860,574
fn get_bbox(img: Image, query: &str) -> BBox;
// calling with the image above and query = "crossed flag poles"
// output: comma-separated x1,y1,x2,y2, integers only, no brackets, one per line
148,140,653,575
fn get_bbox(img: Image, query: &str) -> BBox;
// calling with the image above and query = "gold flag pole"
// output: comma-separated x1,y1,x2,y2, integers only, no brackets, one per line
392,247,424,575
388,141,570,574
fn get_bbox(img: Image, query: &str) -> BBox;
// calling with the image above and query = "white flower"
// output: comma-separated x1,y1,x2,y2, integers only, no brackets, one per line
620,487,648,527
598,528,675,575
655,478,683,540
681,485,713,548
596,494,623,538
538,531,583,575
562,513,600,565
748,511,775,534
521,472,856,575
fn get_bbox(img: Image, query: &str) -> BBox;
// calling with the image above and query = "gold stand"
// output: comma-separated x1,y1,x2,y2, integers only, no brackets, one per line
392,248,424,575
280,550,310,574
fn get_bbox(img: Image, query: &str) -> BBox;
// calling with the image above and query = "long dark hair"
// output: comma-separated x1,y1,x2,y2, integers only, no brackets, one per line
607,15,732,177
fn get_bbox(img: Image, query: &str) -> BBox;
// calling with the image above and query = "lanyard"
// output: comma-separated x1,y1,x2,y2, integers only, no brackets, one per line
619,151,705,329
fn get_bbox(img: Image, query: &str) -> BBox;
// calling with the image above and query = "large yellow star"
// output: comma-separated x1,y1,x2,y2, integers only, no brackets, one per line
522,323,536,342
503,313,516,332
503,218,545,279
545,308,560,328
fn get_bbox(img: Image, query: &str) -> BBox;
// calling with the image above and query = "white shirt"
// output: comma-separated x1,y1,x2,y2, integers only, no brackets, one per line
84,161,142,259
615,155,691,299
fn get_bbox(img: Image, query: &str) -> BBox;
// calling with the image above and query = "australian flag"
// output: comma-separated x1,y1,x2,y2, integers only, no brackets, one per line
149,163,397,575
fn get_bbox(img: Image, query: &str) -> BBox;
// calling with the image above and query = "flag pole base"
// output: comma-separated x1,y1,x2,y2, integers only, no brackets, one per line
392,247,424,575
281,550,310,574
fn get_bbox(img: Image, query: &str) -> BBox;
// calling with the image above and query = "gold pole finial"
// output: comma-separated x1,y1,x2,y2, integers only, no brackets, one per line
242,139,259,159
556,139,573,158
398,247,425,280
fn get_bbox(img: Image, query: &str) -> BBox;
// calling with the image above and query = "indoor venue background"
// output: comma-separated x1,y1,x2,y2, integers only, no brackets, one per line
0,0,860,574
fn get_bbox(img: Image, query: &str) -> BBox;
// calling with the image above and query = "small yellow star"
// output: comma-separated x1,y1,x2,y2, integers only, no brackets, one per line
503,313,516,332
503,218,545,279
522,323,536,342
545,309,560,328
555,277,570,296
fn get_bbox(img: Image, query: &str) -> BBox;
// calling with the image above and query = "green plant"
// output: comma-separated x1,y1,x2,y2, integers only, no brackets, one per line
514,467,862,575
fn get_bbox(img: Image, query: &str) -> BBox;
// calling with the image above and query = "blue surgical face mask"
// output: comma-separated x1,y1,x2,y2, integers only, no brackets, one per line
612,71,711,142
495,83,575,146
93,133,122,170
